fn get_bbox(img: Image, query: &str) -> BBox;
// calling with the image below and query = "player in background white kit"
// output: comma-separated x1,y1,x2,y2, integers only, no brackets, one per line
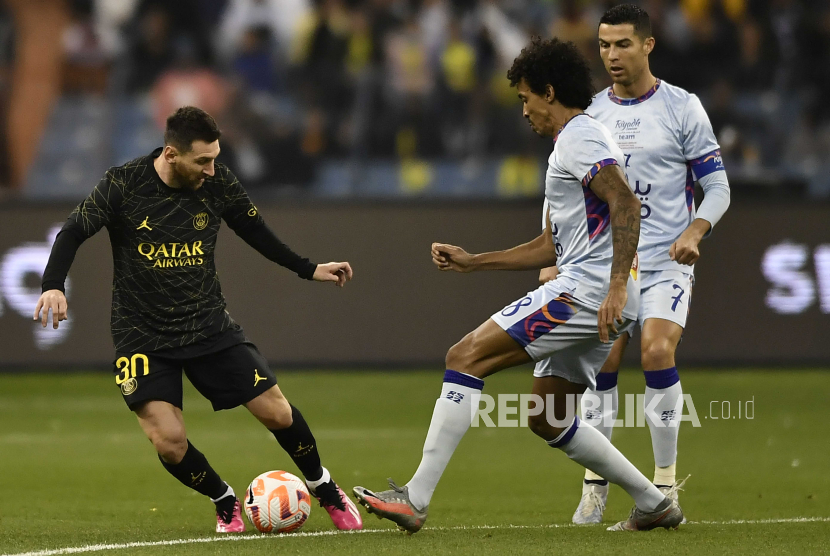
537,5,731,524
353,37,683,534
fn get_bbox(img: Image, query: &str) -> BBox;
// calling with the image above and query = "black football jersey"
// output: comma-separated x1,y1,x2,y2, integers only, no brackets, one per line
62,148,262,354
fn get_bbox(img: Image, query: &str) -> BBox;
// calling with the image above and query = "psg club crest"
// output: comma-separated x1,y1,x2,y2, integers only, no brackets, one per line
193,212,209,230
120,377,138,396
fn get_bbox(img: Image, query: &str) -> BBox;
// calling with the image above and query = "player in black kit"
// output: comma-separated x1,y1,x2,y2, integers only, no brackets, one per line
33,106,363,533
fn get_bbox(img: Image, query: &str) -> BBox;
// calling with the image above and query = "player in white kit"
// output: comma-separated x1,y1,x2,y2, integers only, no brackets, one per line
353,37,683,533
539,5,731,524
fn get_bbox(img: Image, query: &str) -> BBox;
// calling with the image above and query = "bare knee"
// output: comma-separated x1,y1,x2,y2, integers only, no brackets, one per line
148,426,187,463
135,402,187,463
528,413,568,442
445,333,488,376
250,390,293,430
261,402,293,430
446,336,469,371
445,320,528,379
641,338,676,371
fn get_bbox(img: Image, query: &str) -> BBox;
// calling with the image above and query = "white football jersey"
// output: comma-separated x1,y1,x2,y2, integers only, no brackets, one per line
587,80,725,274
544,114,637,319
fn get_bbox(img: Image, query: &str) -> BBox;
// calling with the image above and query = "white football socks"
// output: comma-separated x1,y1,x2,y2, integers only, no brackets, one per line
406,370,484,511
550,418,666,512
581,372,618,482
644,367,682,477
582,386,618,441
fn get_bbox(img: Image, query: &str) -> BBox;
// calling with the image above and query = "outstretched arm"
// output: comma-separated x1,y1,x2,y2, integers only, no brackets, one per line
432,226,557,273
587,164,641,342
233,222,353,287
219,166,352,287
233,222,317,279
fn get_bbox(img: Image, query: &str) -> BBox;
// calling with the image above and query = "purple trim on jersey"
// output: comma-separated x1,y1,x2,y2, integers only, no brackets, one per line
685,162,694,212
504,295,577,348
607,79,662,106
688,149,725,179
583,187,611,241
581,158,618,187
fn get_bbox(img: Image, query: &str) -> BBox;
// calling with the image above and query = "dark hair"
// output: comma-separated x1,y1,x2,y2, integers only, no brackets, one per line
599,4,652,39
164,106,221,152
507,37,594,110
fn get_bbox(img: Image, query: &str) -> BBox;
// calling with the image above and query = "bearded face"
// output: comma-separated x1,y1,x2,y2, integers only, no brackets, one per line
171,159,208,190
168,140,220,190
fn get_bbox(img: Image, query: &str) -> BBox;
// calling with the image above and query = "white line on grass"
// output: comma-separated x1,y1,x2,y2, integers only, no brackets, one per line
690,517,830,526
4,517,829,556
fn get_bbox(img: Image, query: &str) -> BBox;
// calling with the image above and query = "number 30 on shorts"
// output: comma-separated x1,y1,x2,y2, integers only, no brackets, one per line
115,354,150,385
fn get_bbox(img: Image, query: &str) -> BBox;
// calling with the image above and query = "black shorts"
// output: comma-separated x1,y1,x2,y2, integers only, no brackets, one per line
112,342,278,411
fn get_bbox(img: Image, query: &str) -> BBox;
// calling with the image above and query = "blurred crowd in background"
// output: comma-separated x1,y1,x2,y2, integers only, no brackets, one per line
0,0,828,198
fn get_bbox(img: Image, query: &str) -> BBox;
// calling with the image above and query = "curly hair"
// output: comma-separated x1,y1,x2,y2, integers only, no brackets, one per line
599,4,652,39
506,37,594,110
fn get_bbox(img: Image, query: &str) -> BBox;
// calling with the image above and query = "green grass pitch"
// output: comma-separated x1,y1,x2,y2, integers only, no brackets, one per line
1,369,828,555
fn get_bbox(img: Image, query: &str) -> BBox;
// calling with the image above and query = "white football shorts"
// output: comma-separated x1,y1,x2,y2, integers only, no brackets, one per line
637,270,694,328
491,283,635,390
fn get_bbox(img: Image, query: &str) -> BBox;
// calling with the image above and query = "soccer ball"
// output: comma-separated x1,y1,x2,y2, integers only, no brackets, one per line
244,470,312,533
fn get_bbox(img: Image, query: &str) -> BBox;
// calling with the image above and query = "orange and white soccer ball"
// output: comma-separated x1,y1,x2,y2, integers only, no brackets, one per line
244,470,312,533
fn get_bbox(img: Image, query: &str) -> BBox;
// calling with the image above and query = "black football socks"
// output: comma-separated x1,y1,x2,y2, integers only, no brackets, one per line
269,404,324,483
159,440,228,500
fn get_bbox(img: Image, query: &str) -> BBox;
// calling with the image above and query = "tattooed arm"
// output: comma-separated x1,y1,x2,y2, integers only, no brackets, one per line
587,164,641,342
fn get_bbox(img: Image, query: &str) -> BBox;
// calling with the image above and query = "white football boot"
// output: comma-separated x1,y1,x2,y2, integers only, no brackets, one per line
572,481,608,524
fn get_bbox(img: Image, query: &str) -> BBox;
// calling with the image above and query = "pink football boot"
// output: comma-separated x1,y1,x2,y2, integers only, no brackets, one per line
311,481,363,530
216,498,246,533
